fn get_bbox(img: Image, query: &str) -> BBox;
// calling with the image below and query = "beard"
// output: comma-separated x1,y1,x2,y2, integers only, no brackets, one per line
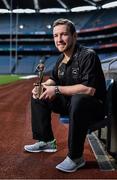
57,42,73,53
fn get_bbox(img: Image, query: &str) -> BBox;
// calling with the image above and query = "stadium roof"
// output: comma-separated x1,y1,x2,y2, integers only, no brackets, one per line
0,0,117,13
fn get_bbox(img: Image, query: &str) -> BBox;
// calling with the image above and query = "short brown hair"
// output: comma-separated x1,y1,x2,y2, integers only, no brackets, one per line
53,18,76,34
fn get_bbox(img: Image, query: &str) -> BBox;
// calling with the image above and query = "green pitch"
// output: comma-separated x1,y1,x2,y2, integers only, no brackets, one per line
0,75,21,85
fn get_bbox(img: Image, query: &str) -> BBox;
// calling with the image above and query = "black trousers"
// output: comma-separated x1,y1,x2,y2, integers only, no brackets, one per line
31,94,104,159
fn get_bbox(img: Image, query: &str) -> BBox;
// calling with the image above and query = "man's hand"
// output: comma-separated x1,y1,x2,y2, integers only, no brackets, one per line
32,85,40,99
42,79,56,86
32,79,56,99
39,84,56,100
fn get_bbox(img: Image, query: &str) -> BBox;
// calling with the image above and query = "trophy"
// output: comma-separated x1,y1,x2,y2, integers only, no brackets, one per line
34,59,45,98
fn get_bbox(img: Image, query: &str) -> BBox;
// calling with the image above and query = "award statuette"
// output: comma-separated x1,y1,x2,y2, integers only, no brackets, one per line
34,59,45,98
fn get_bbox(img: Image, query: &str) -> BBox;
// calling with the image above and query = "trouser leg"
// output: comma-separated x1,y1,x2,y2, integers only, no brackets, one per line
68,94,104,159
31,96,68,142
31,97,54,142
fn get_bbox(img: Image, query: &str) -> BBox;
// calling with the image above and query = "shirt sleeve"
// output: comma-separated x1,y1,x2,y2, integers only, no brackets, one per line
80,50,100,88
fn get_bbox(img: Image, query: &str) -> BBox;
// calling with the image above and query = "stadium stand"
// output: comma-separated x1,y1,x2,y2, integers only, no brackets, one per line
0,56,10,73
83,8,117,28
0,3,117,75
14,56,36,74
44,56,58,74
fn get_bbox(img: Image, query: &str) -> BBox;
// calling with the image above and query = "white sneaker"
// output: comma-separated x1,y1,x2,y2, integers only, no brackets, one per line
24,139,57,153
56,156,85,172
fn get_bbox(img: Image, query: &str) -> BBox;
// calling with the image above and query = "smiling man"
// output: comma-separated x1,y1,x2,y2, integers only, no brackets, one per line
24,18,106,173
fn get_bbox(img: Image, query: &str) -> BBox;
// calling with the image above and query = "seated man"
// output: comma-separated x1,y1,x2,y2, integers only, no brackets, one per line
24,18,106,173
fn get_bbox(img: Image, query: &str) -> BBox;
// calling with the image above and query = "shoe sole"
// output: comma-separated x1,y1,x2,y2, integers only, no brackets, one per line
24,147,57,153
56,161,86,172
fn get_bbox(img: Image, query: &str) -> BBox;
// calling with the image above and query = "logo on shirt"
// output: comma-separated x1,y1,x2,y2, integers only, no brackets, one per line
72,67,79,74
72,68,79,74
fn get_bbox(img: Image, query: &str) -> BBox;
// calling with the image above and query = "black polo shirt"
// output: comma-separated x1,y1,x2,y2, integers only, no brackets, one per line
50,44,106,102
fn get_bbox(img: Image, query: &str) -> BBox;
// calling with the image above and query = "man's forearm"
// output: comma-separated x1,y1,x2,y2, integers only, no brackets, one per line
58,84,96,96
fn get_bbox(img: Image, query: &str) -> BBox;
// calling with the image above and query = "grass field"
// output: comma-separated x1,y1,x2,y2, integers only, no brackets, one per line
0,74,21,85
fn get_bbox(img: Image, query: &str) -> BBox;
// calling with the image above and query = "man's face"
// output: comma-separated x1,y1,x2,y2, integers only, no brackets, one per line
53,24,76,53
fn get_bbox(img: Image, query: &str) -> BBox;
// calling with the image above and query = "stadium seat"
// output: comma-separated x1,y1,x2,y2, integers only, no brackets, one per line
59,79,115,153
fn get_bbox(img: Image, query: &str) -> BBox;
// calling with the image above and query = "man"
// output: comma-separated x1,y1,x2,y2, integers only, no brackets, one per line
24,18,106,172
